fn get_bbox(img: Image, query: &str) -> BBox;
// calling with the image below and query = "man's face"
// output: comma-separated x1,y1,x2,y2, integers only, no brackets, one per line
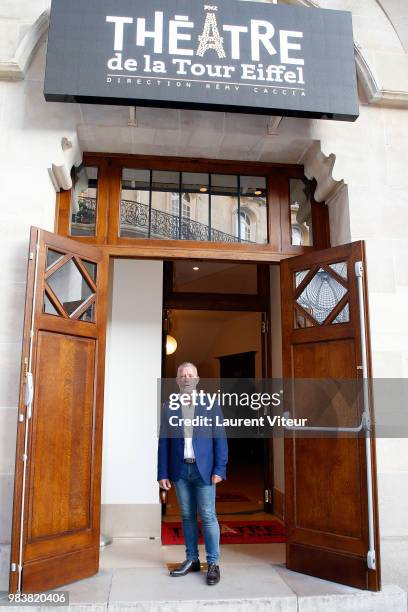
176,366,199,394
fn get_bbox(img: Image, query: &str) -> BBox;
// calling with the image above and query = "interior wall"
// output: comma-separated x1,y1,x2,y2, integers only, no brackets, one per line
166,310,262,379
269,265,285,499
101,258,163,538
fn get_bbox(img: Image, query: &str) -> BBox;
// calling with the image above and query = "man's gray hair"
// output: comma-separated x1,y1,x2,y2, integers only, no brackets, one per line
177,362,198,376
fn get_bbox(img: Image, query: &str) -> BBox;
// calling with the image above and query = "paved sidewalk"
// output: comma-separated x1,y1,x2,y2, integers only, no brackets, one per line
64,539,408,611
0,539,406,611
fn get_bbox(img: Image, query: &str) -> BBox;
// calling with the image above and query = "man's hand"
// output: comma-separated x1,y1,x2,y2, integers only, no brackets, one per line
212,474,222,484
159,479,172,490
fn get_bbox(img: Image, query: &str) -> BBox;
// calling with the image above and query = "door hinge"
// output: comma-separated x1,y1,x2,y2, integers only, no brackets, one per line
29,252,34,261
367,549,376,570
10,562,17,572
261,319,269,334
264,488,272,503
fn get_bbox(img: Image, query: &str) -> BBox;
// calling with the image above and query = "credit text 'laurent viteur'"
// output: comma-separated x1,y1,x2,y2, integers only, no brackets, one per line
168,415,308,428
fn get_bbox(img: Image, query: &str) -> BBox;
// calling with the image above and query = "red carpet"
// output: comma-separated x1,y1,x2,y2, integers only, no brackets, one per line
215,491,250,502
162,520,286,545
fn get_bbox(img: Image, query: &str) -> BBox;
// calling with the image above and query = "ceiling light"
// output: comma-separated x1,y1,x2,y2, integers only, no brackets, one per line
199,186,208,193
166,334,178,355
254,188,263,196
193,266,200,271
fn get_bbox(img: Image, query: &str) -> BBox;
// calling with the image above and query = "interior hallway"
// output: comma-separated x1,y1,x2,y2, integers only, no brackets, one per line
163,456,273,522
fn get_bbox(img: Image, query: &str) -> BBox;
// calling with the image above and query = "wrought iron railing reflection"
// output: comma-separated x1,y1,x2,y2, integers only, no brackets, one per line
72,196,96,225
74,197,253,243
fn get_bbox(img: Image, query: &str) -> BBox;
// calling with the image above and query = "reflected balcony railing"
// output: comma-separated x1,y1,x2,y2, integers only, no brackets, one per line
72,197,254,243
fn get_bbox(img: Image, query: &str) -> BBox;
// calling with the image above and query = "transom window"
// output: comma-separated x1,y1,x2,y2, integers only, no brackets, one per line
289,178,313,246
70,165,98,237
60,155,329,254
119,169,267,243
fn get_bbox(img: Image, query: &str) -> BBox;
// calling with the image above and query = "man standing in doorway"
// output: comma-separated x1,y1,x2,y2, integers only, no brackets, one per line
157,362,228,585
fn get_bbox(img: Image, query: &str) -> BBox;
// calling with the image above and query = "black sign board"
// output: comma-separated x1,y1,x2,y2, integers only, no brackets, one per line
44,0,359,121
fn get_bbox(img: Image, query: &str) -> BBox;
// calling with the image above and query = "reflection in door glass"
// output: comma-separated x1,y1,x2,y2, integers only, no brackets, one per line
46,249,64,270
332,303,350,324
82,260,97,282
296,268,347,324
329,262,348,281
79,303,96,322
43,293,59,316
295,269,310,288
294,307,314,329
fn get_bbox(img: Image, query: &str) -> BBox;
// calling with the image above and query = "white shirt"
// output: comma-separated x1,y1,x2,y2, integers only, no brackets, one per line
184,436,195,459
180,394,195,459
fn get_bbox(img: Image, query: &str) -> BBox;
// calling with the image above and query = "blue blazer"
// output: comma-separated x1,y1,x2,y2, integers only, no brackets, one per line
157,396,228,485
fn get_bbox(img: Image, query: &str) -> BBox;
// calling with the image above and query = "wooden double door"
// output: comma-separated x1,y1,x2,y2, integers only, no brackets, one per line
9,228,380,593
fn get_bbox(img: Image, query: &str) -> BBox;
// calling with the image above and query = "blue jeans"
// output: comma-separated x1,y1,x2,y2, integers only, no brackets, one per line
174,462,220,564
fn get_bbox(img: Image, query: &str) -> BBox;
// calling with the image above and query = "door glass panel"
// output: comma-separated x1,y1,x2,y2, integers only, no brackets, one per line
120,168,151,238
151,171,180,240
211,174,239,242
296,267,347,324
295,269,310,288
329,262,348,280
47,258,94,317
83,260,97,282
181,173,209,241
79,303,96,322
294,307,314,329
46,249,64,270
290,178,313,246
333,303,350,324
239,176,267,244
70,166,98,236
43,293,59,316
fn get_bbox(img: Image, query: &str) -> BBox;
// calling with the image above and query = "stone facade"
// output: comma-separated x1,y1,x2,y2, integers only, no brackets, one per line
0,0,407,593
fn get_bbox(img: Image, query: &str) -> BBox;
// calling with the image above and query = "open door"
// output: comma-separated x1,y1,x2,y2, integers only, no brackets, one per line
281,241,381,590
9,227,108,593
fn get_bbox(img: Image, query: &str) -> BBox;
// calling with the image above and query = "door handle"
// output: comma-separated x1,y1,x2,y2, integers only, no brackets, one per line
281,409,370,433
24,372,33,419
355,260,376,571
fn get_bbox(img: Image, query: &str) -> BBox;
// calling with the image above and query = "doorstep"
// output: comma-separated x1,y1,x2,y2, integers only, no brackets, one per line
0,540,406,612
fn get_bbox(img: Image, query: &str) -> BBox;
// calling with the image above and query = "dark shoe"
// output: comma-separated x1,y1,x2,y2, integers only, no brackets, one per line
206,563,220,585
169,559,201,577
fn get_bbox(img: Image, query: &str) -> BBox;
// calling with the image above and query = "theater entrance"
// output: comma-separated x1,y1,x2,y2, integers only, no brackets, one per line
9,157,381,594
160,260,282,549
